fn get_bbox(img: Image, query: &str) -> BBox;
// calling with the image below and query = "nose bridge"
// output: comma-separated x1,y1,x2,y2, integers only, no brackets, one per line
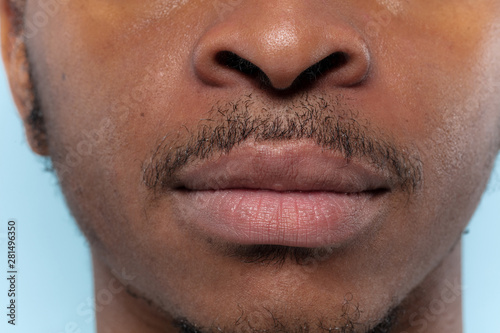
193,0,371,90
234,2,317,62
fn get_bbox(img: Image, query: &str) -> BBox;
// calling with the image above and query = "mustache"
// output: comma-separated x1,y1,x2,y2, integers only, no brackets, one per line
142,94,422,193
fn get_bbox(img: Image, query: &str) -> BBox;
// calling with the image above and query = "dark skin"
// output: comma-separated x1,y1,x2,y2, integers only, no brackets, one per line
2,0,500,332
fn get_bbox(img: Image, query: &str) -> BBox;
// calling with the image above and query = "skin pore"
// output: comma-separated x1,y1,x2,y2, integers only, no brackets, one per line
2,0,500,332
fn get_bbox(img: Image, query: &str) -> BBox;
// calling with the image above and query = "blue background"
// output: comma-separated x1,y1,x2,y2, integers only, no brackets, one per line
1,56,499,332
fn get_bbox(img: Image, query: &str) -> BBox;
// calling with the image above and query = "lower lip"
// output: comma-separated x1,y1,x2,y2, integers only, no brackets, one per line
172,189,385,248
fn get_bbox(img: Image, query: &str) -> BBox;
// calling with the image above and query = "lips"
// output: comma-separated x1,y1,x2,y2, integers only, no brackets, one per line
169,140,392,248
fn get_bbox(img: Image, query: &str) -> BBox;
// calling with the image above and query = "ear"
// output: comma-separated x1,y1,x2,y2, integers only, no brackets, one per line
1,0,48,155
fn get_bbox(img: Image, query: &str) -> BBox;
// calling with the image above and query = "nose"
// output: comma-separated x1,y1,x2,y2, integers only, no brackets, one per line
192,1,371,91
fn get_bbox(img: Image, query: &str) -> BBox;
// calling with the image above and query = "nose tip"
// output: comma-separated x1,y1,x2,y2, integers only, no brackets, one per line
192,5,371,91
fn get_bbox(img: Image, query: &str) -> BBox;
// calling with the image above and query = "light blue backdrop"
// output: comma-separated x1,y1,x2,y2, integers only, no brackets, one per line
0,56,499,332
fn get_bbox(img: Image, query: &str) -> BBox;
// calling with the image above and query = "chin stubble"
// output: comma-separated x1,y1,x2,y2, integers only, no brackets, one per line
171,301,401,333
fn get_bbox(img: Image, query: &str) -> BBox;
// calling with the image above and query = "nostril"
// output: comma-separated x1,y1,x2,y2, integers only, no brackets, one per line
298,52,349,85
212,49,363,91
216,51,258,75
215,51,271,86
215,51,351,91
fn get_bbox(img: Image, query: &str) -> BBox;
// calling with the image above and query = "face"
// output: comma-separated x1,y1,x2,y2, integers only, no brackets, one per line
3,0,500,332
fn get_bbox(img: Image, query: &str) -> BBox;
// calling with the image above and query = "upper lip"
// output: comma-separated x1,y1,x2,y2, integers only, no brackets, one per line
170,140,393,193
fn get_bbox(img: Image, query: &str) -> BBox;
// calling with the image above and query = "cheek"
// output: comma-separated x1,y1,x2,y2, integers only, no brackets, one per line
357,2,500,284
25,0,199,143
380,3,500,192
